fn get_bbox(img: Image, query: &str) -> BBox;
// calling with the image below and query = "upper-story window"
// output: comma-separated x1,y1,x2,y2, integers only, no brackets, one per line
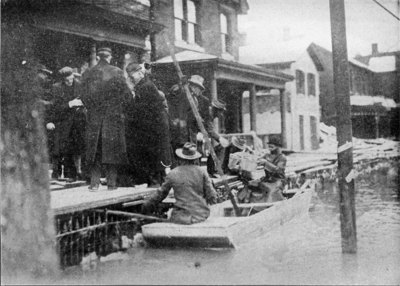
296,70,305,94
307,73,316,96
220,13,231,54
174,0,201,45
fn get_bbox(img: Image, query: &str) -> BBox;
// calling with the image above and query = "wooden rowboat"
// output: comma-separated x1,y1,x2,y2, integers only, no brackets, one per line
141,180,315,248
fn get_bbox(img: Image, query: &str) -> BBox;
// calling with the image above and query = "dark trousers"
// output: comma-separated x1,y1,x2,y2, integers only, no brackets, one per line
89,138,117,188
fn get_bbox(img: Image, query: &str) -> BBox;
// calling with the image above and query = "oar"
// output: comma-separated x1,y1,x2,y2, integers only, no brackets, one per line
162,33,241,216
95,209,169,222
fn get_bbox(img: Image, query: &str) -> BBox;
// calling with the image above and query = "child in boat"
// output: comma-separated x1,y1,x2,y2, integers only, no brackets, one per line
141,142,217,224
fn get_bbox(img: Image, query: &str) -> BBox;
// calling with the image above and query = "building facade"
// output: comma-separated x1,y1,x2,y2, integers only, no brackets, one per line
241,42,320,151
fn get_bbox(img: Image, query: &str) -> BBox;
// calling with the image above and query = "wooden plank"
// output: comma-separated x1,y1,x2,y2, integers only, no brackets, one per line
51,185,158,216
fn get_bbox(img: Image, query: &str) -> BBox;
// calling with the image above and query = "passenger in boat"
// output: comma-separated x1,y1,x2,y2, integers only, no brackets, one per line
258,137,287,201
247,137,287,203
141,142,217,225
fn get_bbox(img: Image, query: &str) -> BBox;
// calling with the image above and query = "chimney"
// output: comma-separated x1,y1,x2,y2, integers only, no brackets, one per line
372,43,378,55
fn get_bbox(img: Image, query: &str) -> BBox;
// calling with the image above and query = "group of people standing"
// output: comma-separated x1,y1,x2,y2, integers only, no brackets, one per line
42,46,228,190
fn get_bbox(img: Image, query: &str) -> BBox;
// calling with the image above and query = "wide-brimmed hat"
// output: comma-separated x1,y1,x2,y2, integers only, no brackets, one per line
211,98,226,111
126,62,143,74
175,142,202,160
231,136,246,150
58,66,74,78
188,75,205,90
267,136,282,147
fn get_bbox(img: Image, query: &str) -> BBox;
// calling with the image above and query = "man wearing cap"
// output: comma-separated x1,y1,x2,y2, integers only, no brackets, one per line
250,137,287,203
141,142,217,224
47,66,86,180
205,98,231,176
80,47,132,190
125,62,171,187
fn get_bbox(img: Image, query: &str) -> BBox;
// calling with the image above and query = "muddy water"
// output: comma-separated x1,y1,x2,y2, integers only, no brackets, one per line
62,163,399,285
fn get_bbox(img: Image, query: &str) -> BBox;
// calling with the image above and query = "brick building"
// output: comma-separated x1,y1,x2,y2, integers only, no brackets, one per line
150,0,292,138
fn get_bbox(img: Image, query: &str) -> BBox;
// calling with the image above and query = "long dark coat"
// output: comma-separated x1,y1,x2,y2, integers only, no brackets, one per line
167,85,217,149
81,60,132,165
50,80,86,156
130,77,172,177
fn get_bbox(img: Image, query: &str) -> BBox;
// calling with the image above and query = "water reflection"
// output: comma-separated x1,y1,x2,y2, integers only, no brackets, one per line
63,161,400,285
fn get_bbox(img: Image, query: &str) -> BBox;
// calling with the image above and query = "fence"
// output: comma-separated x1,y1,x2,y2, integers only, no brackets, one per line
55,209,141,268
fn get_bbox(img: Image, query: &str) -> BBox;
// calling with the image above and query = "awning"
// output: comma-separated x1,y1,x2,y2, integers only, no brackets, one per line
156,50,293,88
32,3,164,49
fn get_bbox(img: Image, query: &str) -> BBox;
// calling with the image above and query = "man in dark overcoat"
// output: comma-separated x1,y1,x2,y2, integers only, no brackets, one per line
126,62,172,187
81,47,132,190
167,75,229,165
47,67,86,180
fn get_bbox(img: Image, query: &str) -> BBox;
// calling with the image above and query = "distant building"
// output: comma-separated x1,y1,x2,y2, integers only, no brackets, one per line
240,41,320,151
308,43,399,139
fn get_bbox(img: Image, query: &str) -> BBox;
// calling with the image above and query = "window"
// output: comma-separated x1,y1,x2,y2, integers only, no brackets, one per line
220,13,231,53
296,70,305,94
307,73,315,96
174,0,201,45
299,115,305,150
349,69,354,93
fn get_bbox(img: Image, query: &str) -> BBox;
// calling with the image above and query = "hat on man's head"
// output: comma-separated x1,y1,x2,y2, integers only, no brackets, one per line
126,62,143,74
58,66,74,78
231,136,247,150
175,142,202,160
267,136,282,147
188,75,205,90
97,47,112,55
211,98,226,111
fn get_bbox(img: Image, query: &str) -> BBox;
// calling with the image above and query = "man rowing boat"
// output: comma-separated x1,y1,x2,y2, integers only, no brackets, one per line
141,142,217,224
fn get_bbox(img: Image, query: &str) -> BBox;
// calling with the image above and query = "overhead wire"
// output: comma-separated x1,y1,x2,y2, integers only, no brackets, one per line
371,0,400,21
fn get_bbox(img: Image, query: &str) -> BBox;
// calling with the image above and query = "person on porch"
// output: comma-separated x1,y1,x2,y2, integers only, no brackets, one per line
81,47,132,191
141,142,217,225
167,75,229,166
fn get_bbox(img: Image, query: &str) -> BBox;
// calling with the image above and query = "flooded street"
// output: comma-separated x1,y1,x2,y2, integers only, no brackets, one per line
61,162,399,285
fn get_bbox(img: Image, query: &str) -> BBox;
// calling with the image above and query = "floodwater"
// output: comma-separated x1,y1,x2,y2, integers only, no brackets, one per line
60,161,399,285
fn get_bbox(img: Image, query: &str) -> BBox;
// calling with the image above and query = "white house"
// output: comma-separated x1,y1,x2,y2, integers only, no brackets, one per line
240,40,321,151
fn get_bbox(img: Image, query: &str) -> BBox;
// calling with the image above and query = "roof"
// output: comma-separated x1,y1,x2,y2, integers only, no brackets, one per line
369,56,396,72
156,50,218,63
155,50,293,83
308,43,398,73
350,95,397,109
239,39,312,65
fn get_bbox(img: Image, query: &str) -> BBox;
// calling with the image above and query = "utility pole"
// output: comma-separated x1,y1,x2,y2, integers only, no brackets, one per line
329,0,357,253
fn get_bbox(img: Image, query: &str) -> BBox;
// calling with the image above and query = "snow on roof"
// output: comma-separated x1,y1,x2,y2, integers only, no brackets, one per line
350,95,397,108
156,50,218,63
348,58,370,70
368,56,396,72
239,39,312,65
